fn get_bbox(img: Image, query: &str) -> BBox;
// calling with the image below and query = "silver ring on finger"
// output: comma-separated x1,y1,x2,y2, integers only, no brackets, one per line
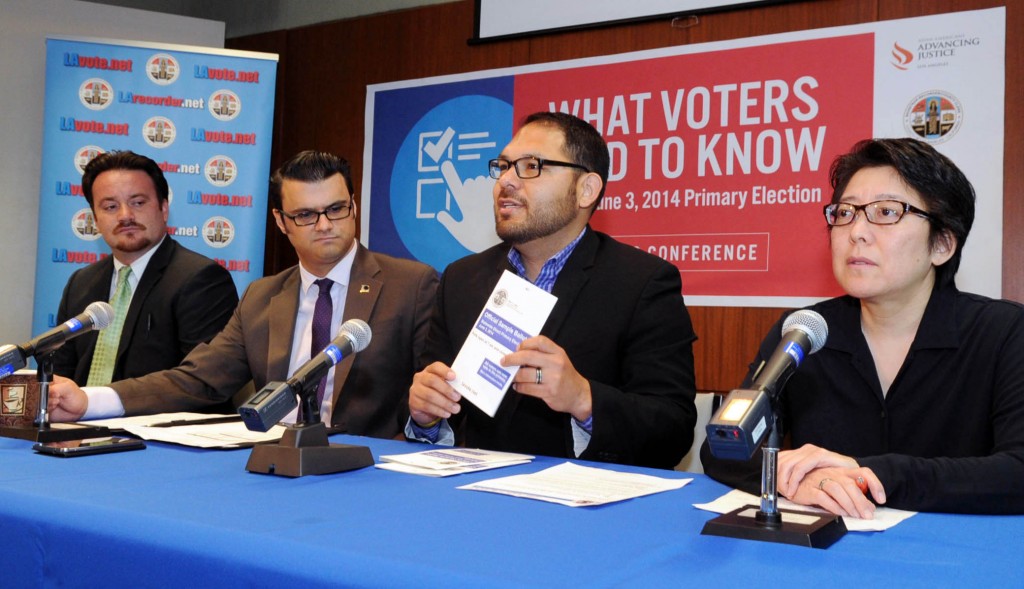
535,367,543,385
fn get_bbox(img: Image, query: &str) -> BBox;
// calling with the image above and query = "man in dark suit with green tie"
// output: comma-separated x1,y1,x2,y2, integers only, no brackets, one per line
52,151,238,387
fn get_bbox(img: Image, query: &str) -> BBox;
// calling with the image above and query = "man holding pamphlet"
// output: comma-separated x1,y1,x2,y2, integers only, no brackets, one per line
407,112,697,469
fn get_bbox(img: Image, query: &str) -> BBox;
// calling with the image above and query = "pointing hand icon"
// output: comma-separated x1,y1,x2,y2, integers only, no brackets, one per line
437,160,501,253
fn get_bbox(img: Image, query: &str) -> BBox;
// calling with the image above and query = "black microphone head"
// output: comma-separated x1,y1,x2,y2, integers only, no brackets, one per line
84,301,115,330
339,319,372,352
782,309,827,354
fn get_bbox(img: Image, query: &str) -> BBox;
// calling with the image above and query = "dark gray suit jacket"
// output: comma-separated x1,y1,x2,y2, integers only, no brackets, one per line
112,245,438,439
52,237,238,385
423,228,697,469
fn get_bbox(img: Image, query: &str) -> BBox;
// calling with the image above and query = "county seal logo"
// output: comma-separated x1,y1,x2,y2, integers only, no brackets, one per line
209,89,241,121
205,156,237,187
146,53,180,85
904,90,963,144
71,208,102,241
202,216,235,248
74,146,105,174
492,289,508,306
79,78,113,110
143,116,176,148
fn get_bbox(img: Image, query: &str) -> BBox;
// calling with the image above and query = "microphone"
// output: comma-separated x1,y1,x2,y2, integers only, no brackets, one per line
0,302,115,378
287,318,372,394
750,310,828,396
239,319,373,432
705,310,828,460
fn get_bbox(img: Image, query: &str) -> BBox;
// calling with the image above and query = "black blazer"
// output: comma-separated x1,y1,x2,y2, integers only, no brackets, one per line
423,228,698,469
52,238,238,385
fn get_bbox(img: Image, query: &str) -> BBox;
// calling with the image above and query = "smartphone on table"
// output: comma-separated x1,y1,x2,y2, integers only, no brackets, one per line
33,437,145,457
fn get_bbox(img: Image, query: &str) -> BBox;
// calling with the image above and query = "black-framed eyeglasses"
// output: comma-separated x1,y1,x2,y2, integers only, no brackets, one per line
823,200,932,227
277,203,352,226
488,156,589,180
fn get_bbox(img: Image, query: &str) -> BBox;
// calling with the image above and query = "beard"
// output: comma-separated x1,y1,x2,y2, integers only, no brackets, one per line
495,185,579,245
107,222,155,254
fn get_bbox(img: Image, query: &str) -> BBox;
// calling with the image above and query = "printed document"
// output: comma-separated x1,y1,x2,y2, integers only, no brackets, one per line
376,447,533,477
81,412,283,448
450,270,557,417
459,462,691,507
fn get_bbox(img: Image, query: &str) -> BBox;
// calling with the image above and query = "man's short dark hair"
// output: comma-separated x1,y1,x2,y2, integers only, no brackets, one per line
828,137,975,286
269,150,354,210
81,151,169,208
522,112,610,208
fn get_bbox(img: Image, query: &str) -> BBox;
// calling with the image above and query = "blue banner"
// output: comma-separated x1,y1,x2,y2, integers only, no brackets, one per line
34,37,278,333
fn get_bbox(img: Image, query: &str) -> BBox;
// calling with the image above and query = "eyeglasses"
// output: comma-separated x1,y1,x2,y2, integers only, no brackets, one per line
488,156,589,180
823,200,932,227
277,203,352,226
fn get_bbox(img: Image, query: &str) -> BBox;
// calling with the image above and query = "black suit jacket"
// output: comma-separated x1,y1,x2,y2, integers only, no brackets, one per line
423,229,698,469
52,238,238,385
112,246,439,439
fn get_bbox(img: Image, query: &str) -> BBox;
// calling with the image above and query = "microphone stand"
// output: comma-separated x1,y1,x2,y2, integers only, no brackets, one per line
34,352,54,429
701,397,847,549
245,379,373,477
0,351,109,443
755,419,783,528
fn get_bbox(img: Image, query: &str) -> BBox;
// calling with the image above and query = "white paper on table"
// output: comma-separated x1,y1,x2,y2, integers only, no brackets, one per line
693,488,917,532
376,459,533,477
458,461,692,507
380,447,534,470
122,422,286,448
450,270,557,417
377,447,533,477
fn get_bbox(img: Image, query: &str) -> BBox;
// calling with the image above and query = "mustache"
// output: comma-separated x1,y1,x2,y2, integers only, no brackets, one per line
496,186,524,203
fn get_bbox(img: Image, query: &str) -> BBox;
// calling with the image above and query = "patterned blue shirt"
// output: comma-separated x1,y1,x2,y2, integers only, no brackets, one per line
507,227,586,293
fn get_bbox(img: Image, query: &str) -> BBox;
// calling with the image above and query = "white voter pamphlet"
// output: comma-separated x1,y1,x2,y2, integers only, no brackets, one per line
450,270,557,417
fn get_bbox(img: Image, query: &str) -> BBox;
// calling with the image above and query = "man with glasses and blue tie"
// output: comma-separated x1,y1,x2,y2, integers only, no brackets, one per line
49,151,438,439
407,112,698,469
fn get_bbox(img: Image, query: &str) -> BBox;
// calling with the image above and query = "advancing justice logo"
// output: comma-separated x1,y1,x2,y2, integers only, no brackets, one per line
389,95,511,271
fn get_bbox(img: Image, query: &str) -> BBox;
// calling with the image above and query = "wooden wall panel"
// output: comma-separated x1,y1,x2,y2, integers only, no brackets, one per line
227,0,1019,392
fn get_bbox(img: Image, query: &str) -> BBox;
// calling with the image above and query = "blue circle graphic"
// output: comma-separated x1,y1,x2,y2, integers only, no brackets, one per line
390,95,512,271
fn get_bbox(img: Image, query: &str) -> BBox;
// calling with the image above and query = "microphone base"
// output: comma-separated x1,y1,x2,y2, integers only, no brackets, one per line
245,422,373,477
0,423,112,443
701,505,847,549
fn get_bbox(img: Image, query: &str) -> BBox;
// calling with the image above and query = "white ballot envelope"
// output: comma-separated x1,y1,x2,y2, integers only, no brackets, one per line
450,270,557,417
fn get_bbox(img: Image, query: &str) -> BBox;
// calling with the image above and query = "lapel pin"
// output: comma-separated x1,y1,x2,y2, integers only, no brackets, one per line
359,284,370,294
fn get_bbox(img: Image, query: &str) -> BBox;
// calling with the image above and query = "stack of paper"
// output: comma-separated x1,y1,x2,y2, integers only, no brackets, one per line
80,413,284,448
376,448,533,477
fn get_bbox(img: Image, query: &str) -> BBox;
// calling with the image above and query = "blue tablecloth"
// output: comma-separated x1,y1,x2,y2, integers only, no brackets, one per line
1,434,1020,588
